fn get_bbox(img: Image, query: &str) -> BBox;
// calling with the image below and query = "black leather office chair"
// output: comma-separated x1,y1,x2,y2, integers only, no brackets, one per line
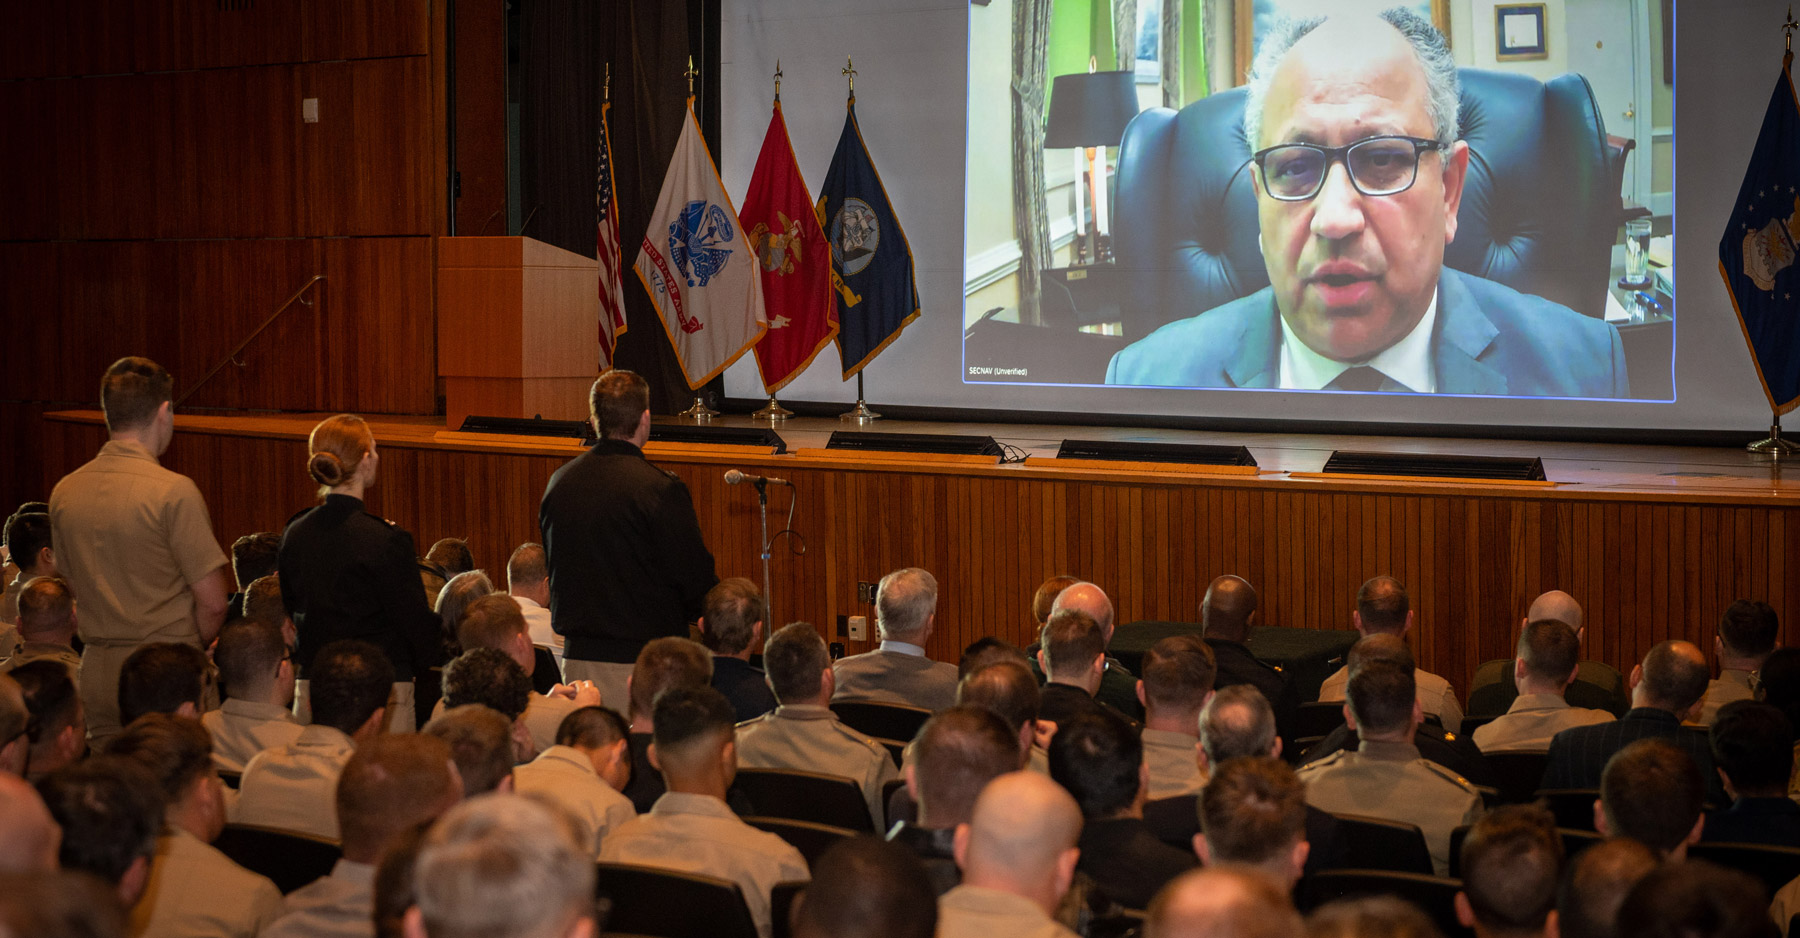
1113,69,1619,342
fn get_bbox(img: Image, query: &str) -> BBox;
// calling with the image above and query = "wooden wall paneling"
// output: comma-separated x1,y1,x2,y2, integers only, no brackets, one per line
0,244,63,401
0,82,55,241
0,403,52,511
318,237,436,413
176,239,324,412
55,241,182,401
451,0,509,236
305,0,432,62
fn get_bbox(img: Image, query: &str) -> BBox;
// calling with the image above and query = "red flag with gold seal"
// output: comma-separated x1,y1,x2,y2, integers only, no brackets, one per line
741,100,837,393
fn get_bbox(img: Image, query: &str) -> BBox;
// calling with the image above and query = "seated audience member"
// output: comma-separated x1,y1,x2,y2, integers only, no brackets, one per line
1541,639,1724,805
1197,758,1311,890
1472,618,1613,752
1,576,81,675
372,823,430,938
1555,837,1659,938
831,568,959,711
1138,635,1216,799
960,637,1034,678
1037,609,1127,726
619,636,714,812
1307,896,1444,938
237,639,394,840
1297,658,1483,876
793,835,938,938
957,660,1044,770
1298,636,1493,785
452,594,599,754
1317,577,1462,730
0,869,128,938
1199,576,1286,710
1616,861,1776,938
1049,711,1195,909
12,659,86,781
438,647,535,762
513,705,635,856
423,705,518,797
109,714,282,938
1031,576,1081,633
36,755,164,906
433,569,493,662
117,642,213,726
1453,806,1563,938
1704,701,1800,845
505,542,562,672
1468,591,1629,718
737,622,899,828
407,794,597,938
888,706,1020,895
1703,600,1779,724
1143,866,1305,938
0,674,26,775
228,532,280,620
204,618,303,774
1,510,56,626
242,574,297,648
936,771,1083,938
1049,582,1143,720
599,685,808,938
426,538,476,580
698,578,778,722
263,734,463,938
0,772,58,871
1597,738,1705,858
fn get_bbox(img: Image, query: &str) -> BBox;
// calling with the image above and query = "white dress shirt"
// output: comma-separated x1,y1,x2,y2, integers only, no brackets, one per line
234,724,357,840
1279,289,1439,392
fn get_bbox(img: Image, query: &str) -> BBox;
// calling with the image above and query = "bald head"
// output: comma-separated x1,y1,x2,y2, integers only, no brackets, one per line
1144,866,1304,938
0,774,59,872
1634,640,1709,717
1527,591,1583,633
956,772,1083,910
1202,577,1258,642
1051,583,1115,639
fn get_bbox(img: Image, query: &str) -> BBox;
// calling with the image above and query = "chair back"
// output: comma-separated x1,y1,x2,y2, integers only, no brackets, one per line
829,701,933,742
744,817,856,869
731,767,874,832
212,823,342,894
1288,701,1349,739
1484,751,1549,805
1535,789,1600,830
1299,870,1472,938
1458,714,1498,738
595,862,760,938
770,880,806,938
1689,841,1800,898
1327,813,1434,875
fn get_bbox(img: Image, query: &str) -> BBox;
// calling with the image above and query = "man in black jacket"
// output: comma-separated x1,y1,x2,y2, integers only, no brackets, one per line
539,370,718,711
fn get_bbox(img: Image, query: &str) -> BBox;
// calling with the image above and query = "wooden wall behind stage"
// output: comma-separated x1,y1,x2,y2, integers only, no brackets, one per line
35,417,1800,697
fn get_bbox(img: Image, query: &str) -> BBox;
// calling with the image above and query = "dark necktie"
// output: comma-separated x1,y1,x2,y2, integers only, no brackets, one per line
1327,365,1387,392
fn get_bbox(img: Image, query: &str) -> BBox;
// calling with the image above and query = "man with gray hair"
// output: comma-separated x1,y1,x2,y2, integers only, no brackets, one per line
1105,9,1626,398
832,567,959,710
404,794,597,938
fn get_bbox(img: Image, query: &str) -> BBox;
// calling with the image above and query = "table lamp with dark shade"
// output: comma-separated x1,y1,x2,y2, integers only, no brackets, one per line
1044,69,1140,264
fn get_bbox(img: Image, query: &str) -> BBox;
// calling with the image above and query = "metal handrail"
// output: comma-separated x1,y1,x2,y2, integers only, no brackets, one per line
175,275,327,407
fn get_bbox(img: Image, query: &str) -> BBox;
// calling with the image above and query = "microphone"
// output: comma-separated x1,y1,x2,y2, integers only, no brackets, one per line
724,469,791,487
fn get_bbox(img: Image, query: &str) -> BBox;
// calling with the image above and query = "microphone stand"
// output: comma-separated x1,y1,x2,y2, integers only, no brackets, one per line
753,477,774,624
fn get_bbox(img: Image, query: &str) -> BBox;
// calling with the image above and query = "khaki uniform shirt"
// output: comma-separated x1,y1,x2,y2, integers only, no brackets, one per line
735,704,900,829
261,859,376,938
0,640,81,676
1319,665,1464,732
514,744,637,856
1702,670,1758,725
235,724,356,840
1141,728,1206,800
1297,738,1483,876
202,697,307,774
0,573,21,625
428,691,577,758
1471,693,1614,753
938,884,1079,938
132,827,283,938
50,439,227,738
599,791,809,938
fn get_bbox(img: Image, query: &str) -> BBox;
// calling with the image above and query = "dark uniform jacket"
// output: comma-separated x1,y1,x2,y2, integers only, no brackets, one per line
539,439,718,664
1541,707,1728,806
278,494,440,681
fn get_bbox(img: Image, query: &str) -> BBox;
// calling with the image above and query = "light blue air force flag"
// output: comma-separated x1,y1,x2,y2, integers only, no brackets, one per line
1720,57,1800,415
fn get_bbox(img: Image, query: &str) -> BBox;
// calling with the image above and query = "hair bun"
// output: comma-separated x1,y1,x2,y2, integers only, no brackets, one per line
307,451,347,487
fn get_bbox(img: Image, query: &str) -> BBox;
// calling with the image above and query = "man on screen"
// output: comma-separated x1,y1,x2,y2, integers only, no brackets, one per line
1105,9,1629,397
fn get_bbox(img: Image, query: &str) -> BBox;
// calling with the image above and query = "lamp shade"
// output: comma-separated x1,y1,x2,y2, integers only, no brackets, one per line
1044,70,1141,149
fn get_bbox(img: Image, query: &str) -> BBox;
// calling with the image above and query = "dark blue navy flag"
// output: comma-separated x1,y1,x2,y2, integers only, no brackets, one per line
1720,59,1800,416
817,103,920,378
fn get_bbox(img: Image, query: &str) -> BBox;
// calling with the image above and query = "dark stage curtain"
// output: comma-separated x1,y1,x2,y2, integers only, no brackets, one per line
519,0,722,413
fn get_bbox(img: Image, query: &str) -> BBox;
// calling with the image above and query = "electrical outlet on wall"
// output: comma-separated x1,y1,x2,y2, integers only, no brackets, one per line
857,581,877,604
848,615,867,641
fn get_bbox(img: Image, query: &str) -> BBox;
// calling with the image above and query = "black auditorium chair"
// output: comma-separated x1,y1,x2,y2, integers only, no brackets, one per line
1535,789,1600,831
770,881,806,938
212,823,341,894
1285,701,1349,755
731,767,874,832
218,769,242,790
1299,870,1473,938
1327,814,1434,876
1113,68,1621,348
1483,751,1549,805
1459,714,1498,738
1688,842,1800,899
595,863,760,938
744,817,856,869
829,701,932,743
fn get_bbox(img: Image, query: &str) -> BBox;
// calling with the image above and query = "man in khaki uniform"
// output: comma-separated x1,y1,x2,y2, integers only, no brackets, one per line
452,595,599,755
0,577,81,677
203,619,304,774
1472,619,1612,753
1701,600,1778,725
600,685,808,938
513,705,636,856
937,771,1082,938
109,714,281,938
49,357,231,743
1136,634,1215,799
736,622,899,829
1,511,56,627
1317,577,1462,730
1298,658,1482,876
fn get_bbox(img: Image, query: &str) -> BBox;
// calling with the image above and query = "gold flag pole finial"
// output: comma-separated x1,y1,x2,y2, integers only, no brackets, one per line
774,60,783,102
844,57,857,103
604,62,611,103
1787,5,1797,60
685,55,699,99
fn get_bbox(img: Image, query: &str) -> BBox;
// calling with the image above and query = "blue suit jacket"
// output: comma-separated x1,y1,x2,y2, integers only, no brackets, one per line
1105,267,1630,397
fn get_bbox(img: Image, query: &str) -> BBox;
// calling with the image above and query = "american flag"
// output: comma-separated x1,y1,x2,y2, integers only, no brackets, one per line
597,99,628,368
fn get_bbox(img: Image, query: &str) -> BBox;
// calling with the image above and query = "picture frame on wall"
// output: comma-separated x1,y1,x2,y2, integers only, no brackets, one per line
1233,0,1450,85
1495,3,1549,61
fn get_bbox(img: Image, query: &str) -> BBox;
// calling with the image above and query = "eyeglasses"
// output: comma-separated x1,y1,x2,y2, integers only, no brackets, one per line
1252,135,1447,202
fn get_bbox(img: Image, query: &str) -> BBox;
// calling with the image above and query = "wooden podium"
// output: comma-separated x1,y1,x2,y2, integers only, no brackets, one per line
436,237,600,429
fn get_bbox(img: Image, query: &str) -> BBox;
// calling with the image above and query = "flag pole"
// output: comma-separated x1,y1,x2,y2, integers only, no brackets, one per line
835,57,882,426
753,60,795,425
675,54,722,423
1749,11,1800,456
